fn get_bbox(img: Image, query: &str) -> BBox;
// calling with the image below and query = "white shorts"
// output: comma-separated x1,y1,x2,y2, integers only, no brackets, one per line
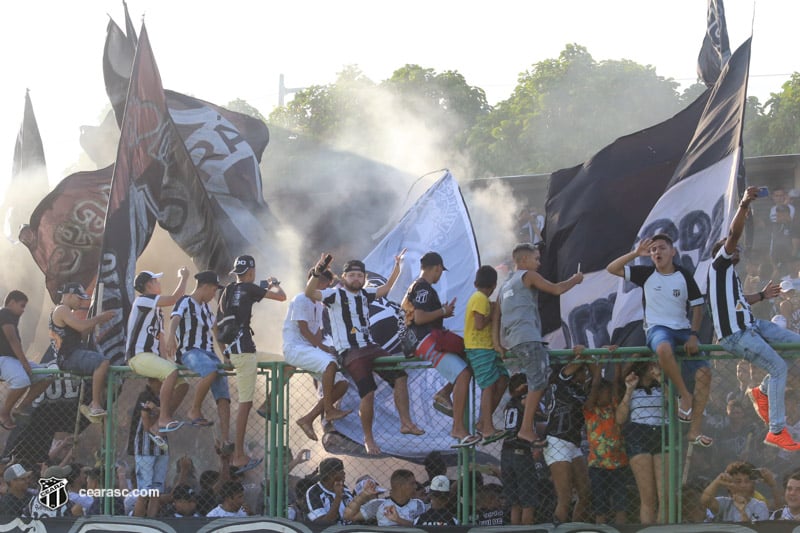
543,435,584,465
283,344,342,380
0,357,47,389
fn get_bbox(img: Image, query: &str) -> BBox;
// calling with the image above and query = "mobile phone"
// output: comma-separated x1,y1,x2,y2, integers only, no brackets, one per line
321,254,333,271
302,450,311,461
259,279,270,289
757,186,769,198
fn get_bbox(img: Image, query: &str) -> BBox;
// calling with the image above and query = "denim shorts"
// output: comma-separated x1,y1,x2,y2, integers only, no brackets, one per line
508,341,550,391
60,349,110,376
646,325,710,390
181,348,230,401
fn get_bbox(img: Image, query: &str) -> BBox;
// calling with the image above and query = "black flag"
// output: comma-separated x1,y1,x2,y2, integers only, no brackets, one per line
697,0,731,87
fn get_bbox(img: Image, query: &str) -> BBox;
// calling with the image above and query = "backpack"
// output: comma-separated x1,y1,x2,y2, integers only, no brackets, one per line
216,283,241,344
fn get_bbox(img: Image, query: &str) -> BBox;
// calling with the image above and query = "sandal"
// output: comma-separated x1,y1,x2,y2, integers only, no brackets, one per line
158,420,185,433
234,457,263,474
451,434,481,448
148,432,169,452
689,434,713,447
678,406,693,423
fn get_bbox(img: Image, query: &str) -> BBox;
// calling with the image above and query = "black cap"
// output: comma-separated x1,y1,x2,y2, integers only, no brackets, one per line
58,282,90,300
230,255,255,275
512,243,538,255
172,484,196,501
134,271,163,293
420,251,447,270
318,457,344,479
342,260,366,274
195,270,223,288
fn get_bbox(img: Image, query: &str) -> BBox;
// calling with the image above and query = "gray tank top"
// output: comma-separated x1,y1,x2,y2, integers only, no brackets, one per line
499,270,542,348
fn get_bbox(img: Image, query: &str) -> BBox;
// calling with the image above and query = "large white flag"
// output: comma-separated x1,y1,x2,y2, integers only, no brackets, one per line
329,171,482,458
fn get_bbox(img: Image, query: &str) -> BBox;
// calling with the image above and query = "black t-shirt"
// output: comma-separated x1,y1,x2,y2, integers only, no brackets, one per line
502,395,532,451
406,278,442,339
221,282,266,353
544,369,587,446
0,492,29,516
0,307,21,357
416,507,457,526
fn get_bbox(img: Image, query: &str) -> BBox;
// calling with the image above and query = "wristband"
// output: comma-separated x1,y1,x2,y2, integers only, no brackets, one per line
690,330,698,337
759,291,765,302
441,306,447,316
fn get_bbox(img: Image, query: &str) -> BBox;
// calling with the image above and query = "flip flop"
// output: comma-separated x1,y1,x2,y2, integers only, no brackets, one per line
148,432,169,452
690,434,713,447
678,406,693,423
481,430,510,445
79,405,103,424
234,457,263,475
433,396,454,417
158,420,185,433
451,434,481,448
256,403,270,420
189,417,214,428
0,420,17,431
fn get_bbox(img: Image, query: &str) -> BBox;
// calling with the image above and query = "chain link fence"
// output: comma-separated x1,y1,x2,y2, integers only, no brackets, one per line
2,347,797,524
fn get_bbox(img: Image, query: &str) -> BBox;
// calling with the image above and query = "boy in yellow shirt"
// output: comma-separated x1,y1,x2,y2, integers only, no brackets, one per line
465,266,509,443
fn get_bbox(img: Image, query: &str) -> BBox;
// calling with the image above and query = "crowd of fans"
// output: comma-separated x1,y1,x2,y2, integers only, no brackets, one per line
2,188,800,524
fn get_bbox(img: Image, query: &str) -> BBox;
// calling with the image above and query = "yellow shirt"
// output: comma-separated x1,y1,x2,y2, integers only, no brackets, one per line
465,291,493,349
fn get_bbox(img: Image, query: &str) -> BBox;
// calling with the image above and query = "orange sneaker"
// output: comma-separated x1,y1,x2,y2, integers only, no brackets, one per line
746,387,770,424
764,428,800,452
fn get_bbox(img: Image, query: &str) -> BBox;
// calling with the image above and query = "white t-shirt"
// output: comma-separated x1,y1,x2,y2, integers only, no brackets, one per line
625,265,703,332
282,293,325,348
206,505,247,517
360,497,428,526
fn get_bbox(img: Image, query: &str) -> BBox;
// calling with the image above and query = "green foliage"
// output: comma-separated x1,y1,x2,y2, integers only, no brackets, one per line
745,73,800,156
226,98,267,122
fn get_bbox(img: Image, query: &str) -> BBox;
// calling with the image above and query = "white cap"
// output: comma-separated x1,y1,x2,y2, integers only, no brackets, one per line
3,463,32,482
780,280,795,293
354,475,387,495
430,475,450,492
772,315,788,328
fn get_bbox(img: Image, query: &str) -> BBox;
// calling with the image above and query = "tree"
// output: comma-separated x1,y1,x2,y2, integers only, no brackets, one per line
465,44,688,177
226,98,267,123
744,73,800,156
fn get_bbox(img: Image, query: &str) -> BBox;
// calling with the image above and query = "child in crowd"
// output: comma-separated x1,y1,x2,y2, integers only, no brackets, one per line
128,378,169,517
464,265,509,443
584,364,629,525
207,480,248,517
500,373,538,525
542,347,592,524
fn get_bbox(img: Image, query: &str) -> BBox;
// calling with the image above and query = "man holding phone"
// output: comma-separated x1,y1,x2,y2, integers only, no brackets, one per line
219,254,286,472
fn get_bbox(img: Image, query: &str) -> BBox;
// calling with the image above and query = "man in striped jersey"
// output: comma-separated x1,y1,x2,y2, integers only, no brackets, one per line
164,271,232,448
708,186,800,452
126,269,190,433
305,253,421,455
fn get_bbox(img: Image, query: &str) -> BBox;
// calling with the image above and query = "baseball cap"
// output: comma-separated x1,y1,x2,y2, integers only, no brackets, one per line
354,475,388,495
772,315,788,328
342,260,366,274
4,463,32,482
781,280,796,293
318,457,344,479
172,484,197,501
430,475,450,493
134,271,163,293
195,270,223,288
58,282,90,300
231,255,256,275
43,464,72,479
420,251,447,270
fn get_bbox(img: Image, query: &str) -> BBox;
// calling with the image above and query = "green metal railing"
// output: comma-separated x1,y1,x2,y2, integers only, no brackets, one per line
20,342,800,523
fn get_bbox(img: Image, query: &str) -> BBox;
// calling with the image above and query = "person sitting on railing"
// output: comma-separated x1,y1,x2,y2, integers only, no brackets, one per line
283,267,351,442
708,186,800,452
48,282,115,421
306,253,422,455
125,268,190,434
616,358,666,524
165,271,233,457
0,290,53,430
607,233,712,448
402,251,477,448
701,461,778,523
770,469,800,520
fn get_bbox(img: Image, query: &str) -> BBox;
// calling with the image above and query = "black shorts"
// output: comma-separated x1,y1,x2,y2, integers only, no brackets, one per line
623,422,662,457
342,345,407,398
